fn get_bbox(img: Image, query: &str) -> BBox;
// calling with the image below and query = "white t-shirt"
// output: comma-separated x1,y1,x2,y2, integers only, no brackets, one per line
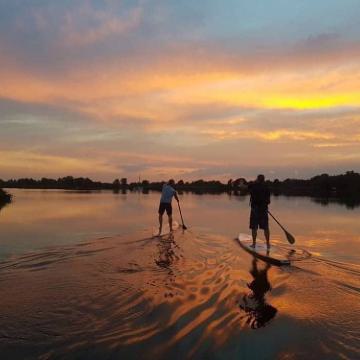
160,184,176,203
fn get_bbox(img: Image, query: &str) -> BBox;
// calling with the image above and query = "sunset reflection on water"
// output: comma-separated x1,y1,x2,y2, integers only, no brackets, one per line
0,189,359,359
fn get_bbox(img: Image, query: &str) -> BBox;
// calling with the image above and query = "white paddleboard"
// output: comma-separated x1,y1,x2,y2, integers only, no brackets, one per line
152,220,179,237
237,233,291,266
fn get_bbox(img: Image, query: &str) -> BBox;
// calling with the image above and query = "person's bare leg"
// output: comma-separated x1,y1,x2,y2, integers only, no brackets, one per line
264,228,270,249
251,228,257,247
158,214,163,235
168,214,173,231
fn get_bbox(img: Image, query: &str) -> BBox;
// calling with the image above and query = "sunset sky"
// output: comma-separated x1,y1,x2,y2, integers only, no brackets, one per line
1,0,360,182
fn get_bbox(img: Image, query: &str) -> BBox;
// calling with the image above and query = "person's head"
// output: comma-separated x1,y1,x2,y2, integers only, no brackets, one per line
257,174,265,183
168,179,175,186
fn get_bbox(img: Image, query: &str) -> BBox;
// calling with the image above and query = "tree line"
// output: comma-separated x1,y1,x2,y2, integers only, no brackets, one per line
1,171,359,197
269,171,360,197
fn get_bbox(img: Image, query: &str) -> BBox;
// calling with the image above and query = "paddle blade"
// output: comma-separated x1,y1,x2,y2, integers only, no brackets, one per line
285,231,295,244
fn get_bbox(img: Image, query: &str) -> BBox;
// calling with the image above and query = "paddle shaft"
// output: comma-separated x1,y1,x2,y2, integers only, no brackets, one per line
268,210,286,231
267,210,295,244
177,201,187,229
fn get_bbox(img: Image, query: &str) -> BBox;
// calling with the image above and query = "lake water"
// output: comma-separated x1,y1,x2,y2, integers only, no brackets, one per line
0,189,359,359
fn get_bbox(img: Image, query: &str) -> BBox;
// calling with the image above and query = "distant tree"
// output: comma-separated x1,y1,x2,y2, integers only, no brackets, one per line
0,188,12,204
233,178,247,190
40,177,57,188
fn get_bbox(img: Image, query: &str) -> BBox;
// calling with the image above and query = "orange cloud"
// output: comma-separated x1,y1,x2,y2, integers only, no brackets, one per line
0,150,117,176
2,39,360,114
201,129,336,141
0,149,229,181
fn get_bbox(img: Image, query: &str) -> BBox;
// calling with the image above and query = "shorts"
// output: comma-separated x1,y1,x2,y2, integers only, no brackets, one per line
249,206,269,230
159,202,172,216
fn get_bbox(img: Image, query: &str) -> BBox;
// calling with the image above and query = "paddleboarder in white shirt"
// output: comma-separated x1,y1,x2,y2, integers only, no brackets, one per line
158,179,179,236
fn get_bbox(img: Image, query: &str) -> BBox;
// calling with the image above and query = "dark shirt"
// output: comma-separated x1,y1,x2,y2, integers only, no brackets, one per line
250,182,270,208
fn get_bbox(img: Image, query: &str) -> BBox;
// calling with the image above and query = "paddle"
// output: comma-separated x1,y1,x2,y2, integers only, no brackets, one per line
268,210,295,244
177,200,187,230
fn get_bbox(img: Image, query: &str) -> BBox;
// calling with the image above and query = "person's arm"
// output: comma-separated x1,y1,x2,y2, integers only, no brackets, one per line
174,192,179,202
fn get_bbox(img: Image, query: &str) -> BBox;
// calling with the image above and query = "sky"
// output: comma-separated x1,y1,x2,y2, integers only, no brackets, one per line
1,0,360,182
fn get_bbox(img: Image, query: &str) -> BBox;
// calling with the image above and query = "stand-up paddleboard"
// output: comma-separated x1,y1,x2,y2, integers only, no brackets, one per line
152,220,179,237
237,233,291,266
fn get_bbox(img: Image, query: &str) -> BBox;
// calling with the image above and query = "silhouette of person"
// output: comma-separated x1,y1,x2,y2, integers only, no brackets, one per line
249,174,271,249
239,258,277,328
157,179,179,236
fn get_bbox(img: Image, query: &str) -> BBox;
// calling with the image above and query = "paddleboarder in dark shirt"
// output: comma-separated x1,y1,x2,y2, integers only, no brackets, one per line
249,174,271,249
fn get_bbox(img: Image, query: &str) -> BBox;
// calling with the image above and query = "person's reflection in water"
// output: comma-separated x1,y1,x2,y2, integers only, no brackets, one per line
239,258,277,329
155,233,182,300
155,233,179,271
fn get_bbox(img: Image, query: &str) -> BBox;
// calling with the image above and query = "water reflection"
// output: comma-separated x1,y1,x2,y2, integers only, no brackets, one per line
0,202,6,213
311,196,360,209
0,191,11,213
112,188,128,194
155,233,180,271
1,189,360,264
0,227,358,359
239,258,277,329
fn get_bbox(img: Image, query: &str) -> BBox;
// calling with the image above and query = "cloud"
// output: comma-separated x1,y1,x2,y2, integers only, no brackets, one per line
0,1,360,180
201,129,336,141
59,2,144,47
0,147,222,182
313,142,359,148
0,150,117,179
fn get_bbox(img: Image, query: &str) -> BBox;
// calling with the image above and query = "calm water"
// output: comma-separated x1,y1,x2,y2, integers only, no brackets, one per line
0,189,359,359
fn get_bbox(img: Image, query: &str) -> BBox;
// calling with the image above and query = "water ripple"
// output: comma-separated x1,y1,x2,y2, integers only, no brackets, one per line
0,229,358,359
